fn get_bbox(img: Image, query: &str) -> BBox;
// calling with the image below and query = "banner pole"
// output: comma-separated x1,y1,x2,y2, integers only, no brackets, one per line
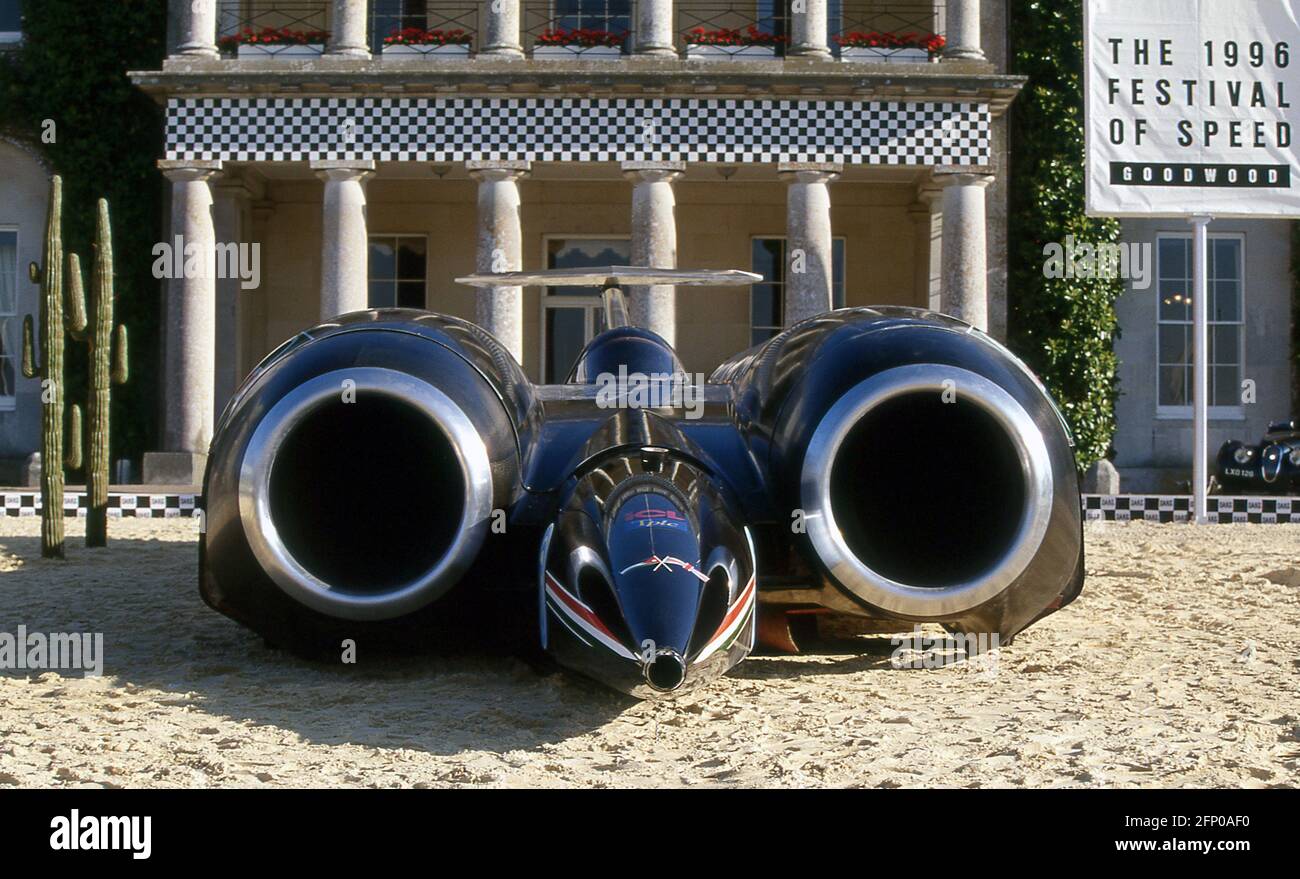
1189,215,1213,524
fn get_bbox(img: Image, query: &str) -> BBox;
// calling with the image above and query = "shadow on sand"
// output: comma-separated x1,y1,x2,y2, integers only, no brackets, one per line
0,534,637,757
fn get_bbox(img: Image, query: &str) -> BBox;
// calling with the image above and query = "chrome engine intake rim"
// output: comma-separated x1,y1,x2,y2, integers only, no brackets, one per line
237,367,494,621
799,364,1055,618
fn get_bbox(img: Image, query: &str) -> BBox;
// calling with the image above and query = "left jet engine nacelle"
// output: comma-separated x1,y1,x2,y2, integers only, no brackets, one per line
201,310,529,654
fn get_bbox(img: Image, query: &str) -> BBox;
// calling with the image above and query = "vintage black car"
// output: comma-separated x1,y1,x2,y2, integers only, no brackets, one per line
1216,420,1300,494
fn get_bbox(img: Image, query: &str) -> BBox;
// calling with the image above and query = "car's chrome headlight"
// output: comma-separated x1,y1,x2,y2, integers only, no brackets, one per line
1289,447,1300,467
1233,447,1254,464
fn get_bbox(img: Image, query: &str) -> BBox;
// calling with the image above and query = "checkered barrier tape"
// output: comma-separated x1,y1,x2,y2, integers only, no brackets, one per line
1082,495,1300,524
165,96,992,165
6,491,1293,524
1,493,202,519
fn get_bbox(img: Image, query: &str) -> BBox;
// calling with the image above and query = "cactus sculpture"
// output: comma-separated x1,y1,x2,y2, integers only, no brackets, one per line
20,180,129,555
68,200,129,547
19,175,73,559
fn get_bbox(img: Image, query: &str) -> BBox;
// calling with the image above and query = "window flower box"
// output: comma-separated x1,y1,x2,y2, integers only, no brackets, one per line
383,43,471,58
683,25,786,59
532,44,624,59
381,27,472,58
839,46,932,64
834,32,944,64
533,27,626,58
221,27,330,57
685,44,777,59
237,42,326,57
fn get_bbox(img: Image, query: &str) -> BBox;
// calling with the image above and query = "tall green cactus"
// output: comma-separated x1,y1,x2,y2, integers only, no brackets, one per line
19,175,75,559
68,199,129,547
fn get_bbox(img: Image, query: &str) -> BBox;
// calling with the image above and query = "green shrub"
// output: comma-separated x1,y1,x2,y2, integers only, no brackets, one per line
1008,0,1124,468
0,0,166,469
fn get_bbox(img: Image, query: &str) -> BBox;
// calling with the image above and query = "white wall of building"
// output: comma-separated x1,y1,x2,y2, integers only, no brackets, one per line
0,140,50,477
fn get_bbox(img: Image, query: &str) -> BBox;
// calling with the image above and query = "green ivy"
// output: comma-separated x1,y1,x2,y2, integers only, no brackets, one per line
0,0,166,470
1008,0,1124,468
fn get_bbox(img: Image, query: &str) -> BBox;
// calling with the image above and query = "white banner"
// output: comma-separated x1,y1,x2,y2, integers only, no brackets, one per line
1086,0,1300,217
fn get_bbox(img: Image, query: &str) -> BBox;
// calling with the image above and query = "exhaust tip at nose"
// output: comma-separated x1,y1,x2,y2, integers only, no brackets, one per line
644,649,688,693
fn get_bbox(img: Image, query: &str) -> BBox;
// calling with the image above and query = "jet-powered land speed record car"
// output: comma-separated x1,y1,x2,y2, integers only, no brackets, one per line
200,269,1084,699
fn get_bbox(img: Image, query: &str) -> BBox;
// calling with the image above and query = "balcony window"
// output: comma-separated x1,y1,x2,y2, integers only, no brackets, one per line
527,1,631,53
553,0,631,34
832,1,944,59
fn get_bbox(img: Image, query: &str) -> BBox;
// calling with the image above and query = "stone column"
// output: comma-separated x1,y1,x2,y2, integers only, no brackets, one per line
788,0,831,60
146,159,223,485
245,199,276,379
779,162,840,326
634,0,676,57
935,166,994,331
467,160,530,364
312,160,375,321
909,184,942,311
943,0,985,61
622,161,684,345
173,0,218,58
481,0,523,58
211,178,255,420
327,0,371,57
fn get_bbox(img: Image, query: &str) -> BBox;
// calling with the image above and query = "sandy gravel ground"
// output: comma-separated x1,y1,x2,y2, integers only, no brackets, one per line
1,517,1297,788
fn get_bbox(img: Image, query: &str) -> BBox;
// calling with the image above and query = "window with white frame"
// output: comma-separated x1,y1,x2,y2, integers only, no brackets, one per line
0,0,20,43
750,236,845,347
553,0,631,36
368,235,427,309
1155,233,1245,417
0,229,18,410
541,236,630,383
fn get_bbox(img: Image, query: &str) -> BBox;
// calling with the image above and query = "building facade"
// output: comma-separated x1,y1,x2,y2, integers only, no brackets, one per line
3,2,1294,491
0,0,46,481
1113,217,1296,493
115,0,1017,483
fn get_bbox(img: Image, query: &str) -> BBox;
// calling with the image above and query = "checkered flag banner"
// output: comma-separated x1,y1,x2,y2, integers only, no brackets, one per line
1082,495,1300,524
2,492,202,519
166,96,991,165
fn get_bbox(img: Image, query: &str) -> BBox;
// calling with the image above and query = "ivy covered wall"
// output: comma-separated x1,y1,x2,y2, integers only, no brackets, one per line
0,0,167,469
1007,0,1124,468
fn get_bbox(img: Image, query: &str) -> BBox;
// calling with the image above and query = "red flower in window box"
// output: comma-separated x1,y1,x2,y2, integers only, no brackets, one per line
833,30,946,56
536,27,627,48
684,25,787,47
383,27,472,46
218,26,330,50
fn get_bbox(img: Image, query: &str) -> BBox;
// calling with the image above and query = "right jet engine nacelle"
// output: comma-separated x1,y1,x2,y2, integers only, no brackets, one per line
716,307,1084,642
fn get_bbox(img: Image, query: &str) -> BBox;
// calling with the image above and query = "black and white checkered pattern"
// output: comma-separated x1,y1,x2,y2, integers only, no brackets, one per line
1082,495,1300,524
7,491,1294,524
165,97,991,165
2,492,202,519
